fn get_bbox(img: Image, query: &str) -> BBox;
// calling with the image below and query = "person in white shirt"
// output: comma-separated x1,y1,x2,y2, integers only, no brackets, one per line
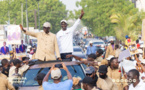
9,59,29,84
128,69,145,90
56,10,84,61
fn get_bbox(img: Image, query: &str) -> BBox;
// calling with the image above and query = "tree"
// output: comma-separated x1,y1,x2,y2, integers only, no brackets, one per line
72,0,140,37
0,0,67,33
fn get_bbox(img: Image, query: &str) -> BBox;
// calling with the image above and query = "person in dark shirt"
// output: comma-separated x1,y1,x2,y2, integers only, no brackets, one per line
1,59,10,77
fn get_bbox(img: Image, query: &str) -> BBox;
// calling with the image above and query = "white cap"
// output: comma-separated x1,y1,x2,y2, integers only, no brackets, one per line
60,20,67,24
89,41,93,44
51,68,61,79
109,39,114,41
43,22,51,27
106,55,114,60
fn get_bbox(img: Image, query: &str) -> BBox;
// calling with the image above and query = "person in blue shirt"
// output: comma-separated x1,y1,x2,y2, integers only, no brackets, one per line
42,63,73,90
1,42,9,55
19,40,26,53
86,41,97,56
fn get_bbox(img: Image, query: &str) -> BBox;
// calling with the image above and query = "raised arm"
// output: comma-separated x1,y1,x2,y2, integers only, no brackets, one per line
62,63,72,80
19,24,38,37
43,64,55,83
71,10,84,32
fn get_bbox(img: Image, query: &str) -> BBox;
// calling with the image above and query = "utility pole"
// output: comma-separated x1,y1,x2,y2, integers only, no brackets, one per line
21,3,23,26
34,9,37,29
37,0,40,30
25,0,29,44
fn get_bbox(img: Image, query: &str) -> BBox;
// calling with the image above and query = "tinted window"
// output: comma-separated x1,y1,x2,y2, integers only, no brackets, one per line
73,48,82,52
21,65,85,86
93,42,104,44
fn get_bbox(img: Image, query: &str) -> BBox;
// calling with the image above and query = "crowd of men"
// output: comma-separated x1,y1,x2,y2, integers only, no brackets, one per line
0,9,145,90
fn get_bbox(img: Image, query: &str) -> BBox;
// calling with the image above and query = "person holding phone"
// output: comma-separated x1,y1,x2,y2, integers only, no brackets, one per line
42,63,73,90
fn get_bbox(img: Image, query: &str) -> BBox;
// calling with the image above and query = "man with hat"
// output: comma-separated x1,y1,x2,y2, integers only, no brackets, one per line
98,65,118,90
83,66,108,90
86,41,97,56
105,39,115,59
20,22,61,61
42,63,73,90
35,73,46,90
56,10,84,60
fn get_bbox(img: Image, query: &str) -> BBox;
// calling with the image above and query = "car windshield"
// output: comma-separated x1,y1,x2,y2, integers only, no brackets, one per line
73,48,82,52
93,42,104,44
21,65,85,86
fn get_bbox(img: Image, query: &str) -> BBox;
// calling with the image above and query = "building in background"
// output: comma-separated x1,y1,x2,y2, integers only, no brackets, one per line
130,0,145,11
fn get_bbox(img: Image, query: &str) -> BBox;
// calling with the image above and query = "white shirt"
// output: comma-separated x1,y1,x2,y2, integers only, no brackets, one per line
56,19,81,53
129,80,145,90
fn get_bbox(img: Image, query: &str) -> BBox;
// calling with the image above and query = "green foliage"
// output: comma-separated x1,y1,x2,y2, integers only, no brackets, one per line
71,0,144,38
0,0,67,33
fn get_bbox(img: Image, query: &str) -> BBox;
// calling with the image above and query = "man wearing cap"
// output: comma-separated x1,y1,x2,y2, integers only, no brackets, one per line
98,65,118,90
20,22,61,61
35,73,46,90
82,66,108,90
105,39,115,59
42,63,73,90
86,41,97,56
56,10,84,60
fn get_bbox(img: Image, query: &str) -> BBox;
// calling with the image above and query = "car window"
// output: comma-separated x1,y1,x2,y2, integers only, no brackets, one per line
93,42,104,44
21,65,85,86
73,48,82,52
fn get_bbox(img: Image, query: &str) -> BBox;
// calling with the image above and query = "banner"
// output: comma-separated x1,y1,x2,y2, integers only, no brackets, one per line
7,25,21,44
142,19,145,42
118,49,131,62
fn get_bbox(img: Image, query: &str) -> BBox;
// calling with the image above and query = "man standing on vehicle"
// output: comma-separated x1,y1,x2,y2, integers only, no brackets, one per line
86,41,97,56
20,22,61,61
42,63,73,90
56,10,84,61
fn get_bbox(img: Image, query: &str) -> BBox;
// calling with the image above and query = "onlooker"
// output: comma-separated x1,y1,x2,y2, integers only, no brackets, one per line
107,57,128,90
98,65,118,90
128,69,145,90
1,41,9,55
105,39,115,58
115,44,121,58
82,76,100,90
86,41,97,56
0,77,15,90
95,49,103,62
35,73,46,90
19,40,26,53
56,10,84,60
0,65,7,78
42,63,73,90
136,40,140,49
20,22,61,61
9,59,29,84
9,60,14,68
84,66,108,90
1,59,10,77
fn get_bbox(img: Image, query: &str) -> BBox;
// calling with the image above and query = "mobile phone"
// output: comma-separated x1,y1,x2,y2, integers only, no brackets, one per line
55,64,63,68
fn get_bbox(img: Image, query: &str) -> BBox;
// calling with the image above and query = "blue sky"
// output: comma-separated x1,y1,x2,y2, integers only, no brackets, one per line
59,0,81,11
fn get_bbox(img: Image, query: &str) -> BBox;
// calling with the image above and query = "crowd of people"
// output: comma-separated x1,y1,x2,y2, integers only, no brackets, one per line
0,9,145,90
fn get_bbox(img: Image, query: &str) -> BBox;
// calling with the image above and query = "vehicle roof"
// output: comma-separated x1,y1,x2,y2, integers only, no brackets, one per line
29,61,79,69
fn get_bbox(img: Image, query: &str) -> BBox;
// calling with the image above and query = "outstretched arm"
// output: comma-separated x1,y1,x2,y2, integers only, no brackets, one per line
20,24,38,37
66,55,84,61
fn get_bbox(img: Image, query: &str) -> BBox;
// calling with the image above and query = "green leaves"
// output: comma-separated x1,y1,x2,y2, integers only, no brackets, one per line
0,0,67,33
72,0,144,39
